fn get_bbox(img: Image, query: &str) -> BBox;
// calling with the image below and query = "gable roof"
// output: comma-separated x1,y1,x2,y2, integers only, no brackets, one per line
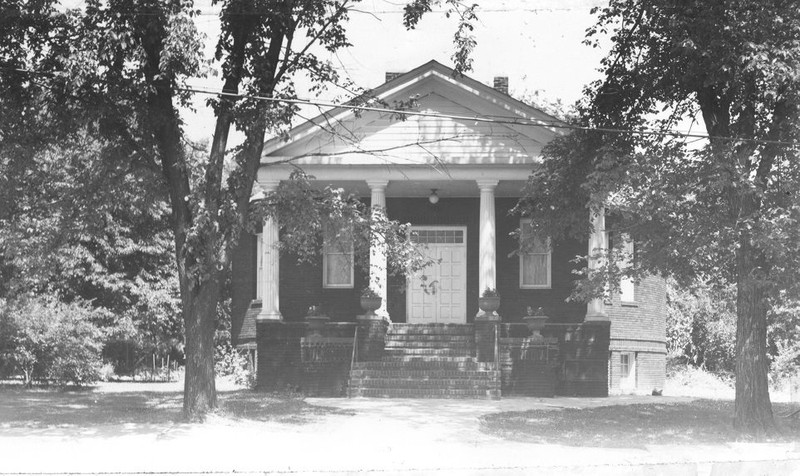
261,60,565,166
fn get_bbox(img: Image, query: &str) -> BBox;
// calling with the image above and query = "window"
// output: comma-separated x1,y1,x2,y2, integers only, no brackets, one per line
519,219,551,289
322,225,354,288
620,353,631,377
619,352,637,391
618,233,635,302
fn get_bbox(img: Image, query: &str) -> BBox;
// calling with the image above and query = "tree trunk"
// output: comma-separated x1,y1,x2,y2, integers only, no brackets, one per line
733,240,775,434
182,275,221,420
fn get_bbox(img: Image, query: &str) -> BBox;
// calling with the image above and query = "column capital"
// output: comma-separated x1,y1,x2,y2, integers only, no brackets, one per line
476,179,499,191
366,179,389,191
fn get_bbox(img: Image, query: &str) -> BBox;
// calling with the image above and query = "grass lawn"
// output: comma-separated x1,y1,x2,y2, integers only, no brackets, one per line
480,400,800,447
0,382,352,429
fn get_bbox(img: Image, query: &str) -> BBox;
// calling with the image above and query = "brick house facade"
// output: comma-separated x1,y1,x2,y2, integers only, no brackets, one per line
232,60,666,397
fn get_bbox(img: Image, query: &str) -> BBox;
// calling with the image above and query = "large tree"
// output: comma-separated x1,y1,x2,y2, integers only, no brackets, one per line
518,0,800,433
2,0,463,419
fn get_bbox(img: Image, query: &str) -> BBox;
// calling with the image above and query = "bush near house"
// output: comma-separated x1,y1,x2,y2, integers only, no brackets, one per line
666,282,736,376
667,282,800,385
0,297,106,386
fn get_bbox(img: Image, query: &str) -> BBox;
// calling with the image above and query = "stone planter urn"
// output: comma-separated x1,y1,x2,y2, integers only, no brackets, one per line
359,288,382,319
523,306,548,342
478,288,500,316
305,305,329,338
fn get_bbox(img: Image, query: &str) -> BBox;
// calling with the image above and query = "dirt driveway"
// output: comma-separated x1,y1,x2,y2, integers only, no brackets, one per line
0,381,798,475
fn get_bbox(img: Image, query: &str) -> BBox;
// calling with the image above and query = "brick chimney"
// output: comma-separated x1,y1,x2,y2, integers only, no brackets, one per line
385,72,403,83
493,76,509,95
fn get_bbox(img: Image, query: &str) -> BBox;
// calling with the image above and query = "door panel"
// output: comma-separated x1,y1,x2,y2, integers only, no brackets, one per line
407,228,467,323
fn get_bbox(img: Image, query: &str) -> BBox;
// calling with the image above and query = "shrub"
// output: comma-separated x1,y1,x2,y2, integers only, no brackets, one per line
215,343,255,388
768,296,800,383
0,297,105,386
667,282,736,374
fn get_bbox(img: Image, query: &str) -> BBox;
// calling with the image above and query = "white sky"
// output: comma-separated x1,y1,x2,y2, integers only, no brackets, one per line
184,0,608,141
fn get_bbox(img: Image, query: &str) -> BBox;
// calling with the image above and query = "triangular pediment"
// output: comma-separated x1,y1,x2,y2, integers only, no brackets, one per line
262,60,564,166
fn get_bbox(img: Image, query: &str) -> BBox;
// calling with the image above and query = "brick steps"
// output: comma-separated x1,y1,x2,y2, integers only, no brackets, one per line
385,335,474,343
348,388,501,399
355,360,495,370
384,348,474,357
350,368,496,378
349,377,498,388
385,340,474,349
348,323,500,400
388,324,475,336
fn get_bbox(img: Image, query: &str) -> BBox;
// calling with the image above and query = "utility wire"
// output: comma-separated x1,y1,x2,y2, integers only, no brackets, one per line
2,6,602,17
177,85,799,147
1,66,797,147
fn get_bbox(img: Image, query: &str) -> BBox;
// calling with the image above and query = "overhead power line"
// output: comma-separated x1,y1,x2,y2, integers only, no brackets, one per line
1,66,797,147
177,85,799,147
2,5,601,17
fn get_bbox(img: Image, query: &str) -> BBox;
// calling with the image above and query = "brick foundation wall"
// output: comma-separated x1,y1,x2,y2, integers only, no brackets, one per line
609,350,666,395
255,319,387,396
606,274,667,394
256,321,353,396
357,319,389,361
474,317,498,362
497,322,609,397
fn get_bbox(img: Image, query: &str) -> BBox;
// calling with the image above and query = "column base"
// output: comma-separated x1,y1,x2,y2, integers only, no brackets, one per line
357,313,391,323
257,311,283,321
584,313,610,323
475,311,500,321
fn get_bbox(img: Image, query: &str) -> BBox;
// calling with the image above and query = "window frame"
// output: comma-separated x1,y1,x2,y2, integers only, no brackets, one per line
322,225,355,289
620,353,631,378
519,218,552,289
617,233,636,303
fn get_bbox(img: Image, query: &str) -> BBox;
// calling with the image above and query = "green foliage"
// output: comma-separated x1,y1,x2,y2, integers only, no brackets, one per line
0,0,475,418
256,171,436,280
481,287,499,298
402,0,478,74
767,295,800,382
667,282,736,375
360,287,380,299
214,344,255,388
0,135,183,372
0,296,106,386
518,0,800,431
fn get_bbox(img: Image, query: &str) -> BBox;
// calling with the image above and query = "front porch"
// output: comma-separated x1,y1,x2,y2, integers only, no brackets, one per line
241,185,608,325
254,318,609,399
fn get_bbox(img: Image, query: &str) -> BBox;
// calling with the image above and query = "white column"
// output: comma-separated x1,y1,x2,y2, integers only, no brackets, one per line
585,205,609,322
477,180,499,317
257,180,282,321
367,180,389,319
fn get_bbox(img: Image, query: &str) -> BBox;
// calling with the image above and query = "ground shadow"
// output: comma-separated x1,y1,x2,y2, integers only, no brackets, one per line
479,400,800,448
0,384,352,438
217,391,354,424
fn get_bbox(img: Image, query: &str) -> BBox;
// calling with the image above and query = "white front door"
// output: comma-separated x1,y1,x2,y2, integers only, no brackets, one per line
407,227,467,324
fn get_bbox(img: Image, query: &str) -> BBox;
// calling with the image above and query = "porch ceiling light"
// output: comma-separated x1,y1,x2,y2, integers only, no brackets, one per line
428,189,440,204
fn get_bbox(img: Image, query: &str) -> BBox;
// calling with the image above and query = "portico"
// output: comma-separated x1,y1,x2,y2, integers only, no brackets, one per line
255,172,532,324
